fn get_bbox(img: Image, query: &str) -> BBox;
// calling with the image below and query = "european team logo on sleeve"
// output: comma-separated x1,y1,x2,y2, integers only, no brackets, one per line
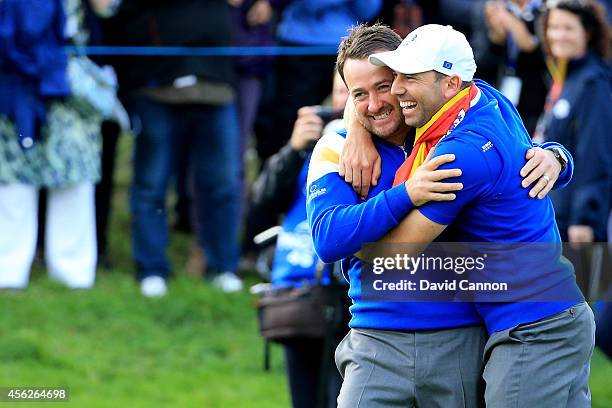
307,183,327,201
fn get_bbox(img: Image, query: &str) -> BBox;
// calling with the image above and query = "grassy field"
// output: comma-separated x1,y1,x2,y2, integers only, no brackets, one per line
0,273,290,407
1,136,610,407
1,275,611,408
0,135,289,407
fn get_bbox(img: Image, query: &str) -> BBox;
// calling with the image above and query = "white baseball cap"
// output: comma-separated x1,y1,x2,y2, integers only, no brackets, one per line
369,24,477,82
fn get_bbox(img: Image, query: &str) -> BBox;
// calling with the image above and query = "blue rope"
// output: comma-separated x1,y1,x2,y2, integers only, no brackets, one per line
65,45,338,56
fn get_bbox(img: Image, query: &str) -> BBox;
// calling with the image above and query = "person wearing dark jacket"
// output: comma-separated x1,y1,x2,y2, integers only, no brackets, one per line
0,0,109,288
242,0,382,258
482,0,549,135
107,0,242,296
229,0,277,198
256,0,382,162
538,0,611,365
537,0,611,243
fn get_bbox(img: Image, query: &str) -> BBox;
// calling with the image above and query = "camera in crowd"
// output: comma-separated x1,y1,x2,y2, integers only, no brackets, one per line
311,105,342,123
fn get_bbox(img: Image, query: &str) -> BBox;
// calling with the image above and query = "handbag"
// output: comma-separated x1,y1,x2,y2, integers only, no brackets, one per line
257,283,340,344
67,55,117,118
255,263,349,396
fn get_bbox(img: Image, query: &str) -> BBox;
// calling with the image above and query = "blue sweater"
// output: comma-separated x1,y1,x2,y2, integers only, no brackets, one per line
277,0,381,45
417,80,583,334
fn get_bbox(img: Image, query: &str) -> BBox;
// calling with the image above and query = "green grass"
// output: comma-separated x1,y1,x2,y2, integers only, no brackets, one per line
1,279,611,408
1,136,610,407
0,135,289,407
591,349,612,408
0,274,288,407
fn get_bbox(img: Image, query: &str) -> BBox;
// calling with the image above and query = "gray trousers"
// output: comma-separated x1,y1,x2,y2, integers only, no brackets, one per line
483,302,596,408
335,326,487,408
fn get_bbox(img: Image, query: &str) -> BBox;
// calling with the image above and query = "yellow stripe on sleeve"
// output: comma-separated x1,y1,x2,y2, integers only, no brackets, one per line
316,146,340,165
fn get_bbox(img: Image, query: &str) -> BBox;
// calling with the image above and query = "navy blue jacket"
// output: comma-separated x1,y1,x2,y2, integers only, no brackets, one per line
545,53,612,241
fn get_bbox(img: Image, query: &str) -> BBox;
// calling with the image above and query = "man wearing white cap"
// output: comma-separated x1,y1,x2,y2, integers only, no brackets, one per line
308,24,487,408
363,24,593,407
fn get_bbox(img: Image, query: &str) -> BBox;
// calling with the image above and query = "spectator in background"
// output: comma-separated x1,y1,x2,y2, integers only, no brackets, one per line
256,0,382,162
376,0,423,38
482,0,548,134
85,0,128,270
33,0,126,272
434,0,500,83
108,0,242,296
229,0,277,208
0,0,113,288
252,71,349,408
173,0,280,241
536,0,611,244
438,0,484,32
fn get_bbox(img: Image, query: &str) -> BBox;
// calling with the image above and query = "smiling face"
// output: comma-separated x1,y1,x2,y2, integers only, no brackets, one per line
546,8,588,60
343,57,408,145
390,70,449,128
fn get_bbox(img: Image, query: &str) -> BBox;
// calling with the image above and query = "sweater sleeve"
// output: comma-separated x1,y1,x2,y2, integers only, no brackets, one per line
534,141,574,189
306,133,414,263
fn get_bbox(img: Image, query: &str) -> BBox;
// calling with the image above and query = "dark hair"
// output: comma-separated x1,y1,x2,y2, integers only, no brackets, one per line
336,23,402,85
540,0,610,58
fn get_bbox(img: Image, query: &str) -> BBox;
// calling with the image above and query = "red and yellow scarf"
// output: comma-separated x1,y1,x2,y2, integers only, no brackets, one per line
393,83,478,186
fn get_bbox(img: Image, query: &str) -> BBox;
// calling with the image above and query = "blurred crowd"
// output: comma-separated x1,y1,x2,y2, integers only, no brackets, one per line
0,0,611,406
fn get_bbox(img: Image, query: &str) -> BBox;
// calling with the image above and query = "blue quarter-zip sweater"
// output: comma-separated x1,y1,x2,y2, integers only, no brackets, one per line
415,80,583,334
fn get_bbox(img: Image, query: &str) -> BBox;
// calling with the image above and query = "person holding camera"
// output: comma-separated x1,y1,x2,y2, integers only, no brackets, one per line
482,0,549,135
